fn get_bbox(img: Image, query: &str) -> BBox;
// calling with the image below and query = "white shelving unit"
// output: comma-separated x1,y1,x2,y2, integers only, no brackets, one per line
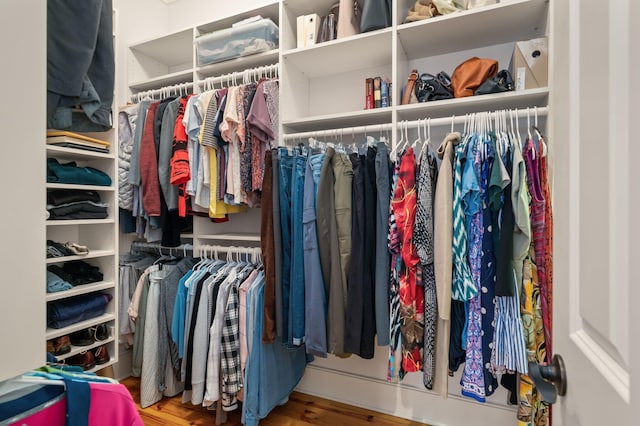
280,0,549,142
46,132,119,373
120,0,550,423
126,2,281,250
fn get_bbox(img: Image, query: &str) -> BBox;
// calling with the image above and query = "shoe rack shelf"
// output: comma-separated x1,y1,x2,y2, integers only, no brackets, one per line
46,250,116,264
45,129,119,371
46,313,116,340
54,336,116,362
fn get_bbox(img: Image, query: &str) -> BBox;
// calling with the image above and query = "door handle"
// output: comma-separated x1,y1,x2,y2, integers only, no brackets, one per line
528,354,567,404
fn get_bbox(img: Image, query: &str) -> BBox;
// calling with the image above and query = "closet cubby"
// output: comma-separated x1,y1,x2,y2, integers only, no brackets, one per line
45,133,119,373
128,28,195,92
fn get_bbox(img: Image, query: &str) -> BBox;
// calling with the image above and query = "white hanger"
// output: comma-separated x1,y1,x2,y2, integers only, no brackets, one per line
420,117,431,159
411,119,422,149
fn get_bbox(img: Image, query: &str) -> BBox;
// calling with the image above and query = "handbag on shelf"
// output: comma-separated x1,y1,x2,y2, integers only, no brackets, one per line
401,69,420,105
404,1,440,23
360,0,392,32
450,56,498,97
336,0,362,39
475,69,515,95
415,72,454,102
317,13,337,43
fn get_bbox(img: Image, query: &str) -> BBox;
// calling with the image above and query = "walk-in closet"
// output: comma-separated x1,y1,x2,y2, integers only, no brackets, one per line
0,1,638,425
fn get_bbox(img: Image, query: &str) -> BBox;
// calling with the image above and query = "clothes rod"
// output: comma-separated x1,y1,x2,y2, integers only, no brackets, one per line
130,241,194,255
198,63,279,88
282,106,549,141
130,82,194,102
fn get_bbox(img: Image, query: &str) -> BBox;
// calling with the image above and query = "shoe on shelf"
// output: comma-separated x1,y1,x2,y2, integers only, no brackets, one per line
70,328,95,346
93,345,110,365
90,323,109,342
67,351,96,371
46,335,71,356
63,242,89,255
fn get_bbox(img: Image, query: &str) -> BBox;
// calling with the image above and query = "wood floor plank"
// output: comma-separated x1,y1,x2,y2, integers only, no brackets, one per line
121,376,428,425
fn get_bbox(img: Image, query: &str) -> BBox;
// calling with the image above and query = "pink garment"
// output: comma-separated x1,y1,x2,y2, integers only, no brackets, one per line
88,382,143,426
9,398,66,426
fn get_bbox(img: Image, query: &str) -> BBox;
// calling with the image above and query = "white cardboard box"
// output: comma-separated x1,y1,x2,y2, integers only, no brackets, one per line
511,37,548,91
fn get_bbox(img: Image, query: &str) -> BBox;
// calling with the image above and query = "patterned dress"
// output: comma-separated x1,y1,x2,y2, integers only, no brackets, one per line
388,159,402,382
413,147,437,389
461,135,487,402
518,139,549,426
391,148,424,375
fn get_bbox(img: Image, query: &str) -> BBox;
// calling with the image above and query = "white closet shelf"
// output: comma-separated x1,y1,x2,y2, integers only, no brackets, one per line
46,313,116,340
196,50,279,79
129,69,194,92
46,281,115,302
46,249,116,264
129,28,194,66
395,87,549,121
46,183,115,191
282,107,393,133
282,28,392,78
46,145,115,160
195,2,279,35
47,218,115,226
197,233,261,242
180,233,195,239
87,359,117,375
53,336,115,362
283,0,337,17
397,0,548,59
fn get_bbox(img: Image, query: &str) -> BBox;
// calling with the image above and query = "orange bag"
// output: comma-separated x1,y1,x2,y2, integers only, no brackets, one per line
450,57,498,97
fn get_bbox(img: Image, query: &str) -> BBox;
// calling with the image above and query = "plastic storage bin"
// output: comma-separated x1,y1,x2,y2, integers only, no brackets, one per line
196,18,279,66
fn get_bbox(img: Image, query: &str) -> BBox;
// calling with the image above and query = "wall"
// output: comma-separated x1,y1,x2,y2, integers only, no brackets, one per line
0,0,46,381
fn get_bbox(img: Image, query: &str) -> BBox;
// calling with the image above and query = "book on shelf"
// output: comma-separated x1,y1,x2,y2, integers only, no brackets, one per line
365,78,374,110
381,78,389,108
47,130,111,153
373,77,382,109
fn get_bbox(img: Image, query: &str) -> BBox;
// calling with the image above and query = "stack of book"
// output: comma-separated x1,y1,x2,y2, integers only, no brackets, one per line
365,77,391,110
46,130,111,154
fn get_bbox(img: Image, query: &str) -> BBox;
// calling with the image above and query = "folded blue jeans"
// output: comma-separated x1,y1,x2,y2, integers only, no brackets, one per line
47,293,112,329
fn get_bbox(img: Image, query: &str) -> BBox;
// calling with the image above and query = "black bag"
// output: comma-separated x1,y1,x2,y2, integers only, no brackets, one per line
474,69,514,95
415,72,454,102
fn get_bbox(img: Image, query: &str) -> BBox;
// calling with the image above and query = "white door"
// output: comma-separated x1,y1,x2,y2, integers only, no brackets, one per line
550,0,636,424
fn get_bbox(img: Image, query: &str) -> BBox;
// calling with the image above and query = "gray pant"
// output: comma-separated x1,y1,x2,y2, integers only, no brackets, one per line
317,148,350,357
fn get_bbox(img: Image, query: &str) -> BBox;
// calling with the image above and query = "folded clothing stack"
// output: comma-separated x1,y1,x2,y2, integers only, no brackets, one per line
47,158,112,186
47,189,108,220
48,260,104,286
46,270,73,293
47,292,113,329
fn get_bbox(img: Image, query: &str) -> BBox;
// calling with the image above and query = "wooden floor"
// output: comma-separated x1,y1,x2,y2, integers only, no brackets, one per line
122,377,428,426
